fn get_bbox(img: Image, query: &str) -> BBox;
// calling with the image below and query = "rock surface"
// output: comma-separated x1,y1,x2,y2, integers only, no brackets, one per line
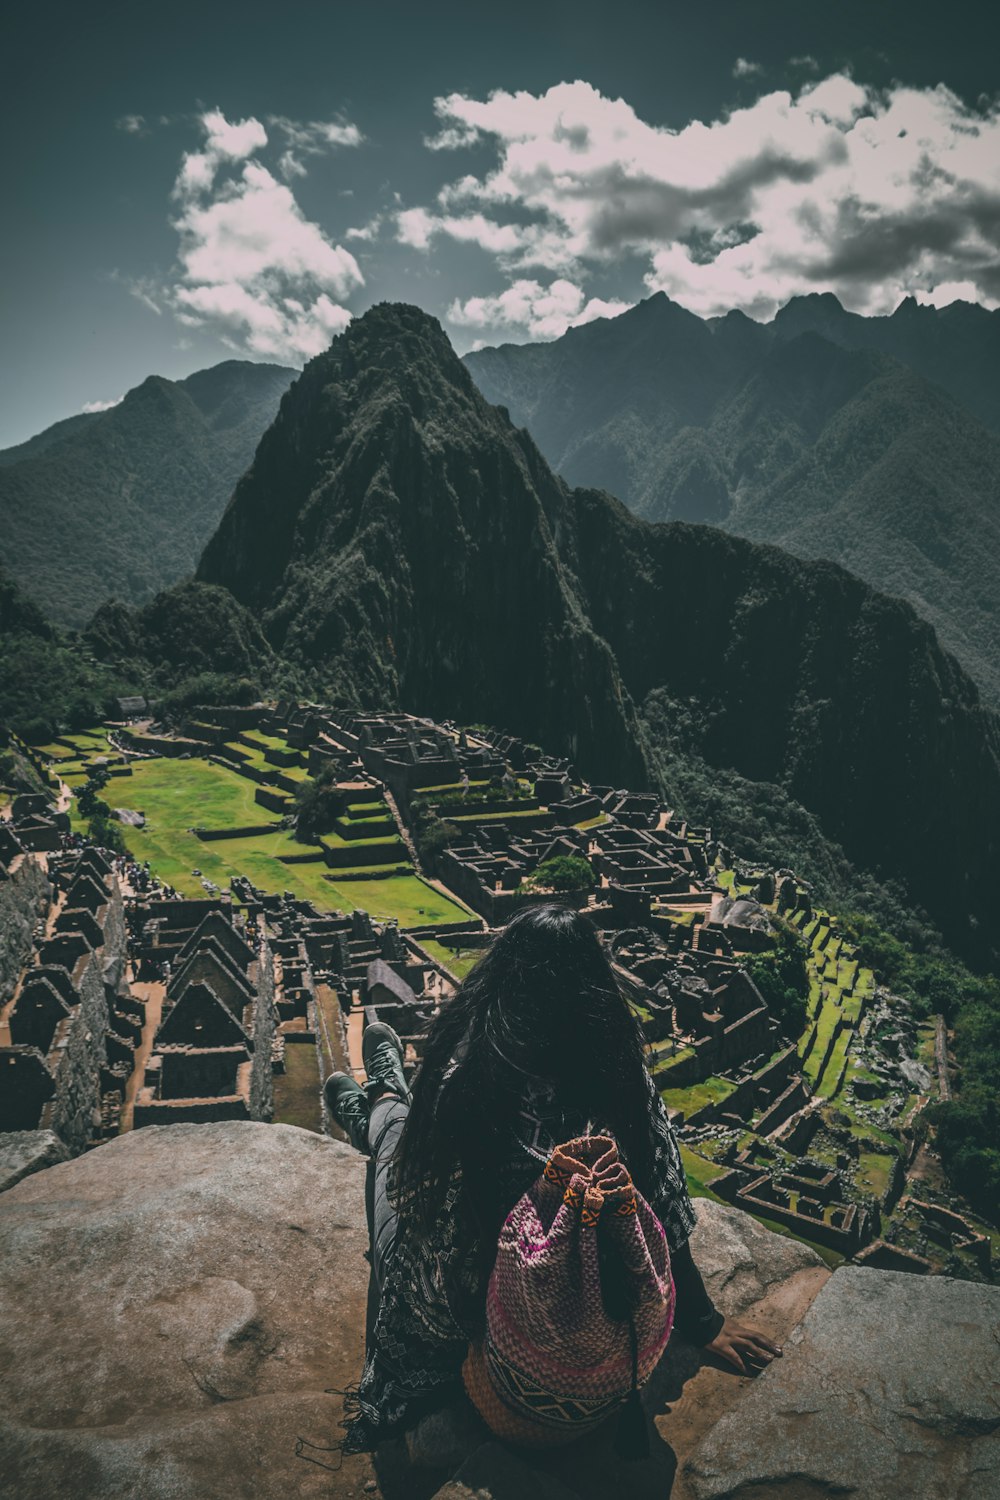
0,1122,373,1500
0,1129,69,1193
685,1265,1000,1500
3,1126,990,1500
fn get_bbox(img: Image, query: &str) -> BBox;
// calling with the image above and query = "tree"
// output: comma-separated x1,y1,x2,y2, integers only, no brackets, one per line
743,918,809,1038
294,765,343,841
522,856,594,894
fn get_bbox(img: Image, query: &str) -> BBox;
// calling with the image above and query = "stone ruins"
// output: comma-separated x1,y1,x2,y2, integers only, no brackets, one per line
0,706,990,1279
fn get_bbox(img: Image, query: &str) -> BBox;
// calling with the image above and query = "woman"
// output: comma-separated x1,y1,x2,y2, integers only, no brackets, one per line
325,902,780,1455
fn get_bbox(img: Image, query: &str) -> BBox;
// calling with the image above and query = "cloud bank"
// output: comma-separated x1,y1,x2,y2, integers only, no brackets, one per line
161,109,363,362
81,395,123,413
399,74,1000,326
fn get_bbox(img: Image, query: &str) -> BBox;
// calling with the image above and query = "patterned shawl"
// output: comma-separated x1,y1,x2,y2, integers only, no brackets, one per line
340,1068,695,1454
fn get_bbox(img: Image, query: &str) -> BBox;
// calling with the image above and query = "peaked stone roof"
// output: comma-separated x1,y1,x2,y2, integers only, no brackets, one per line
156,983,249,1048
177,911,255,972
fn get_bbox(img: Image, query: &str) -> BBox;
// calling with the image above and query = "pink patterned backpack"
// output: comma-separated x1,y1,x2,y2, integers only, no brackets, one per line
462,1134,674,1457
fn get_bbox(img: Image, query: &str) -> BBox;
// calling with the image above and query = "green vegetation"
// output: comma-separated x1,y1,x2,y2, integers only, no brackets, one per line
661,1074,737,1118
520,855,594,893
743,917,809,1038
466,291,1000,709
408,796,461,874
272,1043,321,1132
0,360,293,628
419,939,482,981
65,751,470,927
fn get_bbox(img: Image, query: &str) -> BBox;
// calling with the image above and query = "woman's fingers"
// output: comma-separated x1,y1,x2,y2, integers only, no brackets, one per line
731,1325,782,1356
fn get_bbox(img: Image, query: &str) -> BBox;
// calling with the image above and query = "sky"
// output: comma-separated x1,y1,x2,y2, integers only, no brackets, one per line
3,0,1000,447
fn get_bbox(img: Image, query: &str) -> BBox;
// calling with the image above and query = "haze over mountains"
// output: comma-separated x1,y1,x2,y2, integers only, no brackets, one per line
76,301,997,969
466,293,1000,707
0,360,294,628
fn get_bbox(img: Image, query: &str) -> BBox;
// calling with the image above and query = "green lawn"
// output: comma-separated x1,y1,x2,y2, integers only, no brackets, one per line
661,1074,737,1117
67,751,476,926
680,1144,730,1196
272,1041,321,1132
420,939,482,980
321,876,469,927
239,730,289,751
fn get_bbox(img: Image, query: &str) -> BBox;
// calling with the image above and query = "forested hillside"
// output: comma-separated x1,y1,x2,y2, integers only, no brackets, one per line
466,294,1000,706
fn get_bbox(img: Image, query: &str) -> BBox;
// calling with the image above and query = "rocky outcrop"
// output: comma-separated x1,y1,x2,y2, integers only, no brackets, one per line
0,1122,373,1500
684,1265,1000,1500
1,1124,996,1500
0,1129,68,1193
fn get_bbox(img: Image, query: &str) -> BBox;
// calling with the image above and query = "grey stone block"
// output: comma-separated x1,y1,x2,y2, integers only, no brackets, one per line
685,1265,1000,1500
0,1130,69,1193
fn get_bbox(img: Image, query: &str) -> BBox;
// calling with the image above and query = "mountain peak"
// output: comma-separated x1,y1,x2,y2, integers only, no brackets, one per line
772,291,849,330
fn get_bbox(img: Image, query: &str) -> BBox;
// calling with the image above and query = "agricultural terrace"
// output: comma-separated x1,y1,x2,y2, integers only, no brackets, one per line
60,744,469,928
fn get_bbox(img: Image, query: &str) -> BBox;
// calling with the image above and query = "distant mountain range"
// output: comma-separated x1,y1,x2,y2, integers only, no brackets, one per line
465,293,1000,706
92,300,997,970
0,360,295,627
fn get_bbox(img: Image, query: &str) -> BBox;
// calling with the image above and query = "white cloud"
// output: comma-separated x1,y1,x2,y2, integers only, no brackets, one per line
396,206,437,249
407,76,1000,324
81,395,123,413
116,114,146,134
733,58,763,78
914,279,983,308
345,215,383,241
160,109,363,363
449,278,632,340
267,114,363,181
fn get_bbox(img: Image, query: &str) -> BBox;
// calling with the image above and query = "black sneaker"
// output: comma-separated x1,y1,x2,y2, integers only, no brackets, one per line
362,1021,411,1103
324,1071,371,1153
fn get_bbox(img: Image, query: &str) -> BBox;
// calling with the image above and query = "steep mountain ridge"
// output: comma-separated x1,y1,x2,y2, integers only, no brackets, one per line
193,303,1000,966
0,360,295,627
465,295,1000,706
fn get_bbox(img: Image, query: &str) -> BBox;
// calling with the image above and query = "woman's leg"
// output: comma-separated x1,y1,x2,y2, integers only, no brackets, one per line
368,1092,409,1293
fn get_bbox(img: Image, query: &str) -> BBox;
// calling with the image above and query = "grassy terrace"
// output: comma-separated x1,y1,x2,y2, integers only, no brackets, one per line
679,1143,844,1269
68,754,469,926
660,1074,737,1118
420,939,482,981
272,1042,321,1132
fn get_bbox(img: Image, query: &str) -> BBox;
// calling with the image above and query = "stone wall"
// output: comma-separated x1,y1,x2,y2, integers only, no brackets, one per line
0,858,50,1006
43,952,110,1154
250,938,276,1122
41,878,129,1156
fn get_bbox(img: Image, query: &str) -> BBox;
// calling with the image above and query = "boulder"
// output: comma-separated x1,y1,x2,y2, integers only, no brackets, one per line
683,1196,826,1312
0,1121,373,1500
685,1265,1000,1499
0,1129,69,1193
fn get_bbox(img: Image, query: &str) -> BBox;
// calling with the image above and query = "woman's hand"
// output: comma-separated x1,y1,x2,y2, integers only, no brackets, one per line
703,1318,782,1374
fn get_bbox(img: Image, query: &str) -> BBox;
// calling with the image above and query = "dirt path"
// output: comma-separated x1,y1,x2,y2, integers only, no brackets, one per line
119,980,164,1132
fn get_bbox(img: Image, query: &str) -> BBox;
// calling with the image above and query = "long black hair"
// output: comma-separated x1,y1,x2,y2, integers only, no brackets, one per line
392,902,657,1305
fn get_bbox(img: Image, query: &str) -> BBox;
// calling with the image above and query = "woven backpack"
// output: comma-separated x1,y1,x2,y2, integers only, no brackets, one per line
463,1134,674,1457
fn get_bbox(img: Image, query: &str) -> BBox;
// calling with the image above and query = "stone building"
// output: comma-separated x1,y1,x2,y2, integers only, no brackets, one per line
133,910,277,1127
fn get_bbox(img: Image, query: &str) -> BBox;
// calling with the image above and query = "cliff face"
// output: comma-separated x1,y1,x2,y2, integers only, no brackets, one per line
198,304,648,789
191,304,1000,965
0,1123,996,1500
465,294,1000,708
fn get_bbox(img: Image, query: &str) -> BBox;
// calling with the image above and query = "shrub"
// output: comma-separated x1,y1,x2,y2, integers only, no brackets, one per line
521,855,594,893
